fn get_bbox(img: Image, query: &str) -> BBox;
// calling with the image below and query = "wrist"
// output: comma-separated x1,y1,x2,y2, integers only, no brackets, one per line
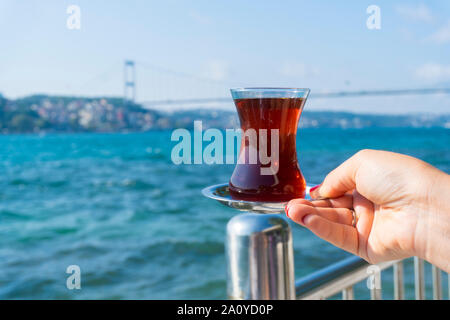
417,169,450,271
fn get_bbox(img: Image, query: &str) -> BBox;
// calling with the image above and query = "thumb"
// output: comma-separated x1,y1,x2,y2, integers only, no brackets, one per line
311,150,365,199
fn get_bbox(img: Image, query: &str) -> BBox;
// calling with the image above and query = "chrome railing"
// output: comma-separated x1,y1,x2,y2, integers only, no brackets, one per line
295,256,449,300
224,211,448,300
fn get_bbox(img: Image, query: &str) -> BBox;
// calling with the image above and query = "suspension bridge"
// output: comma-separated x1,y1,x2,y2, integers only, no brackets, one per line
80,60,450,110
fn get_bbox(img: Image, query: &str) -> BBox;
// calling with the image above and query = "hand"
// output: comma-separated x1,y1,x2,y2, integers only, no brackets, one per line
286,149,450,272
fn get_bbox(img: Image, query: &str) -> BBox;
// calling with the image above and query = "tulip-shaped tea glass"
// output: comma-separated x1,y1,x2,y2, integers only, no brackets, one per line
202,88,311,300
228,88,309,202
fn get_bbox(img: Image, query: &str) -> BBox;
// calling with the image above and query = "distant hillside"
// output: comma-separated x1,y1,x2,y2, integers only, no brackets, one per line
162,109,450,129
299,111,450,129
0,94,161,133
0,94,448,133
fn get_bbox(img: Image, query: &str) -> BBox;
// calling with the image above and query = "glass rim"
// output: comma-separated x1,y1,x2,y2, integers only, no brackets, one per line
230,87,310,99
230,87,310,92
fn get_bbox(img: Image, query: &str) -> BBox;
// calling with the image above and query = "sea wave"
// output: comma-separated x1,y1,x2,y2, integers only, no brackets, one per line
0,129,448,299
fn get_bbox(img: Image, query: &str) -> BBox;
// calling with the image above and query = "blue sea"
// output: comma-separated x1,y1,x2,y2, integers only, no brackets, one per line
0,128,449,299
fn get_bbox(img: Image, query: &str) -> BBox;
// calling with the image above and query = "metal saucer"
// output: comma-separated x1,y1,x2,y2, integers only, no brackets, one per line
202,183,313,214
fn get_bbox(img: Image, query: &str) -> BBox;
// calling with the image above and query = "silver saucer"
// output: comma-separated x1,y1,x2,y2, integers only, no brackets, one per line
202,183,313,214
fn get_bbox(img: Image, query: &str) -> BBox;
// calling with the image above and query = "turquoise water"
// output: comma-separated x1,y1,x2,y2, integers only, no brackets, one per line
0,128,449,299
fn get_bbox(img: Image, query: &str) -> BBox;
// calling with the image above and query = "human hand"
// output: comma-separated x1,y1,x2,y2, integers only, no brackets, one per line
286,149,450,272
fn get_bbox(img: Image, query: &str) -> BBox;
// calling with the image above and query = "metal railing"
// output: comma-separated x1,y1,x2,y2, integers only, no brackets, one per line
295,256,449,300
225,212,449,300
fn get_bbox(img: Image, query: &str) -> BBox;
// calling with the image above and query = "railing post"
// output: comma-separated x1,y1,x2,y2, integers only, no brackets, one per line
342,287,354,300
432,266,442,300
226,213,295,300
369,269,382,300
393,261,404,300
414,257,425,300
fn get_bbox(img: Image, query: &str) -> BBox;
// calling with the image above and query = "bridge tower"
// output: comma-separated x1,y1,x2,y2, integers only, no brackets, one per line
123,60,136,103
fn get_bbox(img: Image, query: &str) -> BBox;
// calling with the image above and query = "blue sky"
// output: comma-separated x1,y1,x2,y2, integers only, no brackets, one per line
0,0,449,113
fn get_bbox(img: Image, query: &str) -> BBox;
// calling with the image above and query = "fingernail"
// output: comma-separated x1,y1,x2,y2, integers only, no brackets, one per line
285,205,289,218
310,184,321,193
309,184,322,199
301,214,311,225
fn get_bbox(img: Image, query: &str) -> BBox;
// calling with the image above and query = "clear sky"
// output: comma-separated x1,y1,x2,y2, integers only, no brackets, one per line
0,0,449,114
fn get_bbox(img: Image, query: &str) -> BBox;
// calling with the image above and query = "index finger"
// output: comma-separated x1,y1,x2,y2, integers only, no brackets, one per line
311,151,364,199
